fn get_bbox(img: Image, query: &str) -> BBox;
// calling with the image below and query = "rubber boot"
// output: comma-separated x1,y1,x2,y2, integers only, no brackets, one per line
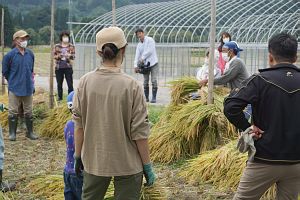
25,116,38,140
8,115,18,141
0,170,16,192
144,87,149,102
150,87,158,103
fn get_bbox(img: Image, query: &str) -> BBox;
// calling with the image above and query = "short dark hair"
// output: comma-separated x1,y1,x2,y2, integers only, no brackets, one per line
268,33,298,63
135,28,144,35
59,31,70,42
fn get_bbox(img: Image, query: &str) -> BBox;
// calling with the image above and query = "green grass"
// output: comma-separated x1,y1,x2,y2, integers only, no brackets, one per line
148,105,165,125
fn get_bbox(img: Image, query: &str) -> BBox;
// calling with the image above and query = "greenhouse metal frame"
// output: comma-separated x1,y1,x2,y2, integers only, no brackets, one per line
73,0,299,82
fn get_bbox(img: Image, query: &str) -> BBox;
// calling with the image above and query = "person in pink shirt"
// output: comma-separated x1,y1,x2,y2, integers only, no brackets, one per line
217,32,232,74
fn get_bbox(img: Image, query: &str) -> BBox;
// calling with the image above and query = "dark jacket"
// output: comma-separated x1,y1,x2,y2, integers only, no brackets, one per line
224,63,300,164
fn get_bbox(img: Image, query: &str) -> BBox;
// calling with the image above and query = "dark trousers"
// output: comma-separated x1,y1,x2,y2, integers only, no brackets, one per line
55,68,74,100
82,171,143,200
64,171,83,200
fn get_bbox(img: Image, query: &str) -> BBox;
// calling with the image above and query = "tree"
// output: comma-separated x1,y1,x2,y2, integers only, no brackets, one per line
0,5,15,47
25,28,39,45
38,26,51,44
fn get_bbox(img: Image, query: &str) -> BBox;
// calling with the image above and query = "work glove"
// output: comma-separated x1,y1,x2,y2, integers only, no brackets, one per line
74,156,84,176
143,163,156,186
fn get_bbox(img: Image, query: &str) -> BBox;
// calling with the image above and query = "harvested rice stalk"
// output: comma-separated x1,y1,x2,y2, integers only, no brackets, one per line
26,174,114,200
0,192,14,200
169,76,230,106
26,174,64,199
149,100,237,163
180,140,276,199
38,105,70,139
140,182,168,200
169,77,199,105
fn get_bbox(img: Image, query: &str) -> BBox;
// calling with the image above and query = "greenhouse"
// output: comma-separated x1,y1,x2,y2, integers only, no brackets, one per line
73,0,300,82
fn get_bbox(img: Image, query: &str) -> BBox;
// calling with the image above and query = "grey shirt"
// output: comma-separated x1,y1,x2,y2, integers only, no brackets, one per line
214,57,249,90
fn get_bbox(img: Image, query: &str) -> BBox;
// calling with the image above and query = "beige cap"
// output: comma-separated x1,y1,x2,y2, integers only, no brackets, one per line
13,30,29,40
96,27,127,51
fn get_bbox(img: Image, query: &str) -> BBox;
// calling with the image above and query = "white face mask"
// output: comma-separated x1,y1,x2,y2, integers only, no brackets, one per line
19,40,28,48
62,37,69,43
223,37,230,43
222,52,230,62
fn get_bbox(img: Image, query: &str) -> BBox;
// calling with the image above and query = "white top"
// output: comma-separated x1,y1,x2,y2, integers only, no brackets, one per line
224,56,237,72
196,49,221,80
196,65,221,80
134,36,158,68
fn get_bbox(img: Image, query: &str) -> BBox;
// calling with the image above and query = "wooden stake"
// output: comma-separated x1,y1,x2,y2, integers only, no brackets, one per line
1,8,5,95
207,0,216,104
49,0,55,108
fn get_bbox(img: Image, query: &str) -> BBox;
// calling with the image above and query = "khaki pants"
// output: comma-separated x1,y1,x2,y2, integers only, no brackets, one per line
82,171,143,200
234,161,300,200
8,92,33,117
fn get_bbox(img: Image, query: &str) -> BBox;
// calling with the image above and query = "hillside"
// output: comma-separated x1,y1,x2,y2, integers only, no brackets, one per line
5,0,175,19
1,0,175,45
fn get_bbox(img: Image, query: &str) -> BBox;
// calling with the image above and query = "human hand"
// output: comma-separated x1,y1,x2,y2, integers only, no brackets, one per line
134,67,140,73
199,79,208,88
74,156,84,176
249,125,264,140
143,163,156,186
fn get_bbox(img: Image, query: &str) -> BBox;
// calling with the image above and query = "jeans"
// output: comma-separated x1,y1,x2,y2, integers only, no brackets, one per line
244,104,252,121
55,68,74,100
64,171,83,200
143,63,159,88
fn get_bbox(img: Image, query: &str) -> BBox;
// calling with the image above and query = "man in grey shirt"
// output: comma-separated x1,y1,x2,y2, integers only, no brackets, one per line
199,41,249,91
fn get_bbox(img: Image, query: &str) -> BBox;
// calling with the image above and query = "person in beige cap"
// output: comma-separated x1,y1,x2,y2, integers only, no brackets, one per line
72,26,156,200
2,30,38,141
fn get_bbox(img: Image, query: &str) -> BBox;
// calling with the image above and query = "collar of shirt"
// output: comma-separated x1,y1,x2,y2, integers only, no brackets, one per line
13,47,30,55
98,65,122,73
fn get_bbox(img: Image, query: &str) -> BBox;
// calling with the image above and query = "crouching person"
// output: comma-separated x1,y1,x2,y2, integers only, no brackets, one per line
72,27,156,200
64,91,83,200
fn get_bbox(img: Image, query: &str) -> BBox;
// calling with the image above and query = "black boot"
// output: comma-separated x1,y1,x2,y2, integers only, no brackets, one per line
8,115,18,141
151,87,158,103
0,170,16,192
144,87,149,102
25,116,38,140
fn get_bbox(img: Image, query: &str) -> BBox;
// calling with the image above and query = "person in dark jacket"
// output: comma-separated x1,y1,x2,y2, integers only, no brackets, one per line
224,33,300,199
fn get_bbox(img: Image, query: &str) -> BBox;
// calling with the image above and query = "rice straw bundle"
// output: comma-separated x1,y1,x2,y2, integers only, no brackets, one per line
180,140,276,199
140,182,168,200
0,192,15,200
169,77,199,105
0,94,9,128
149,99,236,163
26,174,115,200
38,105,70,139
25,174,65,200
